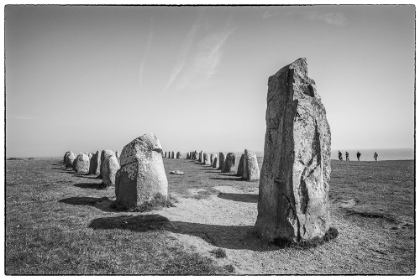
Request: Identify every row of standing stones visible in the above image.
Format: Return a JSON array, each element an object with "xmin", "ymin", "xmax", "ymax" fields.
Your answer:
[
  {"xmin": 183, "ymin": 150, "xmax": 260, "ymax": 182},
  {"xmin": 62, "ymin": 58, "xmax": 332, "ymax": 245}
]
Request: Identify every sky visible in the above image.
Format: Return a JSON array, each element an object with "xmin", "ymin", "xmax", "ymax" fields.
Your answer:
[{"xmin": 5, "ymin": 5, "xmax": 415, "ymax": 157}]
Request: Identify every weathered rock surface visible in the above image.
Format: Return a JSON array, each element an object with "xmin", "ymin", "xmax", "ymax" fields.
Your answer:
[
  {"xmin": 222, "ymin": 153, "xmax": 236, "ymax": 172},
  {"xmin": 237, "ymin": 154, "xmax": 244, "ymax": 176},
  {"xmin": 243, "ymin": 150, "xmax": 259, "ymax": 182},
  {"xmin": 115, "ymin": 133, "xmax": 168, "ymax": 210},
  {"xmin": 218, "ymin": 152, "xmax": 226, "ymax": 170},
  {"xmin": 255, "ymin": 58, "xmax": 332, "ymax": 243},
  {"xmin": 100, "ymin": 150, "xmax": 114, "ymax": 177},
  {"xmin": 102, "ymin": 154, "xmax": 120, "ymax": 187},
  {"xmin": 73, "ymin": 153, "xmax": 90, "ymax": 174},
  {"xmin": 203, "ymin": 153, "xmax": 210, "ymax": 165},
  {"xmin": 65, "ymin": 151, "xmax": 76, "ymax": 168}
]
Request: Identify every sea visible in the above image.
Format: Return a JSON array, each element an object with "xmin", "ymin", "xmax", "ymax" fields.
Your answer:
[{"xmin": 238, "ymin": 148, "xmax": 414, "ymax": 162}]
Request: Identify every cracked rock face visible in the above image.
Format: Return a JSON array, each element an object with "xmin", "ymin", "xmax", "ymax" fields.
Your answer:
[
  {"xmin": 102, "ymin": 154, "xmax": 120, "ymax": 187},
  {"xmin": 222, "ymin": 153, "xmax": 236, "ymax": 173},
  {"xmin": 74, "ymin": 153, "xmax": 90, "ymax": 175},
  {"xmin": 115, "ymin": 133, "xmax": 168, "ymax": 210},
  {"xmin": 255, "ymin": 58, "xmax": 331, "ymax": 243}
]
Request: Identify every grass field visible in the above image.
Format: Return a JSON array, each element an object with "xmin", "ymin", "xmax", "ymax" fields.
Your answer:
[{"xmin": 5, "ymin": 157, "xmax": 415, "ymax": 274}]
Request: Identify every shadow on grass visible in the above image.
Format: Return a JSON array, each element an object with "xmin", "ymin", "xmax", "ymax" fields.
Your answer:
[
  {"xmin": 217, "ymin": 192, "xmax": 258, "ymax": 203},
  {"xmin": 204, "ymin": 171, "xmax": 221, "ymax": 174},
  {"xmin": 210, "ymin": 177, "xmax": 243, "ymax": 181},
  {"xmin": 73, "ymin": 183, "xmax": 104, "ymax": 189},
  {"xmin": 74, "ymin": 175, "xmax": 102, "ymax": 180},
  {"xmin": 59, "ymin": 196, "xmax": 117, "ymax": 212},
  {"xmin": 88, "ymin": 214, "xmax": 277, "ymax": 252}
]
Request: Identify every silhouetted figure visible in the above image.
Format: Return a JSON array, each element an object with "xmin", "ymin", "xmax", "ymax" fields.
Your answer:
[
  {"xmin": 338, "ymin": 151, "xmax": 343, "ymax": 161},
  {"xmin": 374, "ymin": 152, "xmax": 378, "ymax": 162},
  {"xmin": 345, "ymin": 151, "xmax": 349, "ymax": 161},
  {"xmin": 357, "ymin": 151, "xmax": 361, "ymax": 161}
]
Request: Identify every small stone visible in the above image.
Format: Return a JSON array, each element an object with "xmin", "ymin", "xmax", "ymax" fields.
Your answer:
[{"xmin": 170, "ymin": 170, "xmax": 184, "ymax": 175}]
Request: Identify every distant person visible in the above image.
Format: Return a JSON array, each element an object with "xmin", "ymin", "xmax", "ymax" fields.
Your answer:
[
  {"xmin": 357, "ymin": 151, "xmax": 361, "ymax": 161},
  {"xmin": 338, "ymin": 151, "xmax": 343, "ymax": 161},
  {"xmin": 345, "ymin": 151, "xmax": 349, "ymax": 161},
  {"xmin": 374, "ymin": 152, "xmax": 378, "ymax": 162}
]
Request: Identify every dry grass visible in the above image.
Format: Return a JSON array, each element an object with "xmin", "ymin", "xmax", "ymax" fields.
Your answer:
[{"xmin": 5, "ymin": 157, "xmax": 415, "ymax": 275}]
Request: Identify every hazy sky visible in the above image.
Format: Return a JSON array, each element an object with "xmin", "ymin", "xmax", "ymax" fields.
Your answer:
[{"xmin": 5, "ymin": 5, "xmax": 415, "ymax": 157}]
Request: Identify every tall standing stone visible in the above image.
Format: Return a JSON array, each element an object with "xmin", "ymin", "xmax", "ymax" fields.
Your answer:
[
  {"xmin": 93, "ymin": 151, "xmax": 101, "ymax": 175},
  {"xmin": 222, "ymin": 153, "xmax": 236, "ymax": 172},
  {"xmin": 164, "ymin": 152, "xmax": 167, "ymax": 158},
  {"xmin": 243, "ymin": 149, "xmax": 259, "ymax": 182},
  {"xmin": 199, "ymin": 151, "xmax": 203, "ymax": 162},
  {"xmin": 218, "ymin": 152, "xmax": 226, "ymax": 170},
  {"xmin": 171, "ymin": 151, "xmax": 175, "ymax": 159},
  {"xmin": 212, "ymin": 155, "xmax": 218, "ymax": 168},
  {"xmin": 237, "ymin": 154, "xmax": 244, "ymax": 176},
  {"xmin": 255, "ymin": 58, "xmax": 332, "ymax": 243},
  {"xmin": 102, "ymin": 154, "xmax": 120, "ymax": 187},
  {"xmin": 176, "ymin": 152, "xmax": 181, "ymax": 159},
  {"xmin": 115, "ymin": 133, "xmax": 168, "ymax": 210}
]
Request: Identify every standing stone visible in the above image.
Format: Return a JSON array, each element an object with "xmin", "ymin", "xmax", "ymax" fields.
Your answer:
[
  {"xmin": 100, "ymin": 150, "xmax": 115, "ymax": 178},
  {"xmin": 89, "ymin": 152, "xmax": 97, "ymax": 175},
  {"xmin": 93, "ymin": 151, "xmax": 101, "ymax": 175},
  {"xmin": 65, "ymin": 151, "xmax": 76, "ymax": 169},
  {"xmin": 88, "ymin": 153, "xmax": 93, "ymax": 163},
  {"xmin": 63, "ymin": 151, "xmax": 70, "ymax": 165},
  {"xmin": 222, "ymin": 153, "xmax": 236, "ymax": 172},
  {"xmin": 210, "ymin": 153, "xmax": 214, "ymax": 164},
  {"xmin": 203, "ymin": 153, "xmax": 210, "ymax": 165},
  {"xmin": 102, "ymin": 154, "xmax": 120, "ymax": 187},
  {"xmin": 115, "ymin": 133, "xmax": 168, "ymax": 210},
  {"xmin": 212, "ymin": 155, "xmax": 218, "ymax": 168},
  {"xmin": 199, "ymin": 151, "xmax": 203, "ymax": 162},
  {"xmin": 218, "ymin": 152, "xmax": 226, "ymax": 170},
  {"xmin": 237, "ymin": 154, "xmax": 245, "ymax": 176},
  {"xmin": 171, "ymin": 151, "xmax": 175, "ymax": 159},
  {"xmin": 176, "ymin": 152, "xmax": 181, "ymax": 159},
  {"xmin": 164, "ymin": 152, "xmax": 167, "ymax": 158},
  {"xmin": 243, "ymin": 149, "xmax": 259, "ymax": 182},
  {"xmin": 255, "ymin": 58, "xmax": 332, "ymax": 243},
  {"xmin": 73, "ymin": 153, "xmax": 90, "ymax": 174}
]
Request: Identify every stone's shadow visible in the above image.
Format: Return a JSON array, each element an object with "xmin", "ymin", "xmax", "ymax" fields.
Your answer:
[
  {"xmin": 73, "ymin": 183, "xmax": 104, "ymax": 189},
  {"xmin": 210, "ymin": 177, "xmax": 243, "ymax": 181},
  {"xmin": 74, "ymin": 175, "xmax": 102, "ymax": 180},
  {"xmin": 217, "ymin": 192, "xmax": 258, "ymax": 203},
  {"xmin": 204, "ymin": 171, "xmax": 221, "ymax": 174},
  {"xmin": 59, "ymin": 196, "xmax": 117, "ymax": 212},
  {"xmin": 88, "ymin": 214, "xmax": 277, "ymax": 252}
]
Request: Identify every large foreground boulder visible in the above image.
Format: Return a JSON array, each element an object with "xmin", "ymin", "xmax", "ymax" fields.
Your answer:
[
  {"xmin": 115, "ymin": 133, "xmax": 168, "ymax": 210},
  {"xmin": 222, "ymin": 153, "xmax": 236, "ymax": 172},
  {"xmin": 102, "ymin": 154, "xmax": 120, "ymax": 187},
  {"xmin": 74, "ymin": 153, "xmax": 90, "ymax": 175},
  {"xmin": 255, "ymin": 58, "xmax": 332, "ymax": 243},
  {"xmin": 243, "ymin": 149, "xmax": 259, "ymax": 181}
]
